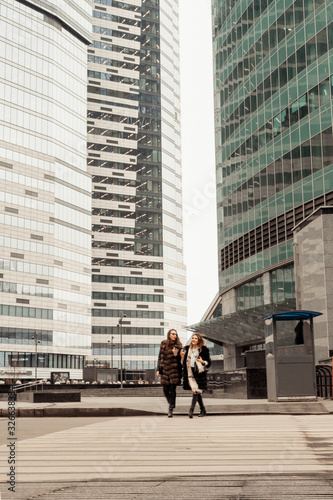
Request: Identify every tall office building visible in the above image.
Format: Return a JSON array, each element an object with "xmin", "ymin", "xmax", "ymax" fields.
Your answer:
[
  {"xmin": 192, "ymin": 0, "xmax": 333, "ymax": 369},
  {"xmin": 88, "ymin": 0, "xmax": 187, "ymax": 378},
  {"xmin": 0, "ymin": 0, "xmax": 92, "ymax": 381}
]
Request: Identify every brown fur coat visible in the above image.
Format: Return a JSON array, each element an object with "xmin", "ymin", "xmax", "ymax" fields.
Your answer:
[{"xmin": 157, "ymin": 340, "xmax": 182, "ymax": 386}]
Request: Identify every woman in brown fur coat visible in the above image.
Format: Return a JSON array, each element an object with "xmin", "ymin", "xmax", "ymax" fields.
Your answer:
[{"xmin": 156, "ymin": 329, "xmax": 182, "ymax": 418}]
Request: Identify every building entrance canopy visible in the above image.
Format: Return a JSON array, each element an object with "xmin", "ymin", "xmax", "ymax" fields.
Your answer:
[
  {"xmin": 188, "ymin": 300, "xmax": 296, "ymax": 346},
  {"xmin": 263, "ymin": 310, "xmax": 322, "ymax": 321}
]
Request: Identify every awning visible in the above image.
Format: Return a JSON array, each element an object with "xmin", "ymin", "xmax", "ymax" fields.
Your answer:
[
  {"xmin": 264, "ymin": 310, "xmax": 322, "ymax": 321},
  {"xmin": 188, "ymin": 300, "xmax": 297, "ymax": 346}
]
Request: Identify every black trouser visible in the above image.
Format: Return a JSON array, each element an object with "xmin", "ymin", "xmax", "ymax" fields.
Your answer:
[{"xmin": 163, "ymin": 384, "xmax": 177, "ymax": 408}]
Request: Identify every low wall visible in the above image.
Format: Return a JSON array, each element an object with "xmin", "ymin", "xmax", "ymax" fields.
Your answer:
[{"xmin": 16, "ymin": 391, "xmax": 81, "ymax": 403}]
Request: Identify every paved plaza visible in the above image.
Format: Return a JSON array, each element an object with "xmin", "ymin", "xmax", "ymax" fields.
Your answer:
[
  {"xmin": 1, "ymin": 397, "xmax": 333, "ymax": 499},
  {"xmin": 0, "ymin": 407, "xmax": 332, "ymax": 497}
]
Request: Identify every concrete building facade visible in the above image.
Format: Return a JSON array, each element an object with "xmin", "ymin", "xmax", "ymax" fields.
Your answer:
[{"xmin": 293, "ymin": 206, "xmax": 333, "ymax": 363}]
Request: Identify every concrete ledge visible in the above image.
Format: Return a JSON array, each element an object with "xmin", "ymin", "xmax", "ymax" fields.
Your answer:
[
  {"xmin": 0, "ymin": 401, "xmax": 331, "ymax": 418},
  {"xmin": 16, "ymin": 391, "xmax": 81, "ymax": 403},
  {"xmin": 6, "ymin": 407, "xmax": 165, "ymax": 418}
]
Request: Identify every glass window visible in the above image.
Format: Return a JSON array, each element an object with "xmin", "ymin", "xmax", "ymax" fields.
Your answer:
[
  {"xmin": 308, "ymin": 85, "xmax": 319, "ymax": 112},
  {"xmin": 254, "ymin": 0, "xmax": 261, "ymax": 18},
  {"xmin": 301, "ymin": 140, "xmax": 312, "ymax": 177},
  {"xmin": 260, "ymin": 0, "xmax": 268, "ymax": 13},
  {"xmin": 296, "ymin": 45, "xmax": 306, "ymax": 74},
  {"xmin": 319, "ymin": 78, "xmax": 330, "ymax": 105},
  {"xmin": 277, "ymin": 13, "xmax": 286, "ymax": 43},
  {"xmin": 290, "ymin": 100, "xmax": 299, "ymax": 125},
  {"xmin": 255, "ymin": 40, "xmax": 262, "ymax": 65},
  {"xmin": 262, "ymin": 31, "xmax": 269, "ymax": 57},
  {"xmin": 294, "ymin": 0, "xmax": 304, "ymax": 24},
  {"xmin": 304, "ymin": 0, "xmax": 314, "ymax": 17},
  {"xmin": 273, "ymin": 114, "xmax": 281, "ymax": 137},
  {"xmin": 275, "ymin": 159, "xmax": 283, "ymax": 193},
  {"xmin": 322, "ymin": 127, "xmax": 333, "ymax": 167},
  {"xmin": 257, "ymin": 82, "xmax": 264, "ymax": 107},
  {"xmin": 306, "ymin": 37, "xmax": 317, "ymax": 65},
  {"xmin": 287, "ymin": 53, "xmax": 297, "ymax": 81},
  {"xmin": 317, "ymin": 28, "xmax": 328, "ymax": 58},
  {"xmin": 267, "ymin": 165, "xmax": 275, "ymax": 198},
  {"xmin": 279, "ymin": 63, "xmax": 287, "ymax": 88},
  {"xmin": 299, "ymin": 94, "xmax": 308, "ymax": 119},
  {"xmin": 269, "ymin": 24, "xmax": 277, "ymax": 50},
  {"xmin": 311, "ymin": 134, "xmax": 323, "ymax": 173},
  {"xmin": 285, "ymin": 5, "xmax": 295, "ymax": 32},
  {"xmin": 271, "ymin": 68, "xmax": 279, "ymax": 94},
  {"xmin": 281, "ymin": 108, "xmax": 289, "ymax": 132},
  {"xmin": 264, "ymin": 75, "xmax": 271, "ymax": 101},
  {"xmin": 292, "ymin": 146, "xmax": 302, "ymax": 182},
  {"xmin": 328, "ymin": 23, "xmax": 333, "ymax": 50}
]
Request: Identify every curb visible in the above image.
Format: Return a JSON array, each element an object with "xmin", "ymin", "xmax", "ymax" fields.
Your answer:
[
  {"xmin": 0, "ymin": 407, "xmax": 331, "ymax": 417},
  {"xmin": 1, "ymin": 407, "xmax": 166, "ymax": 417}
]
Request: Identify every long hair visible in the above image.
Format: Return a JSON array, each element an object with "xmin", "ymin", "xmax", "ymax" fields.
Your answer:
[
  {"xmin": 165, "ymin": 328, "xmax": 182, "ymax": 350},
  {"xmin": 190, "ymin": 332, "xmax": 205, "ymax": 350}
]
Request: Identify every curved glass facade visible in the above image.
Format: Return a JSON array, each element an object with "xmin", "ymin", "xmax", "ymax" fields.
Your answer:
[
  {"xmin": 0, "ymin": 0, "xmax": 92, "ymax": 380},
  {"xmin": 213, "ymin": 0, "xmax": 333, "ymax": 294}
]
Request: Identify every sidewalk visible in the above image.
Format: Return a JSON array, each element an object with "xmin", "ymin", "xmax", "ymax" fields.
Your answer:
[
  {"xmin": 1, "ymin": 394, "xmax": 332, "ymax": 417},
  {"xmin": 1, "ymin": 397, "xmax": 333, "ymax": 499}
]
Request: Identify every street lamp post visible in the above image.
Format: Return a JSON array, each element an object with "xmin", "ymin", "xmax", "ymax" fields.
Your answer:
[
  {"xmin": 108, "ymin": 335, "xmax": 114, "ymax": 383},
  {"xmin": 93, "ymin": 358, "xmax": 100, "ymax": 382},
  {"xmin": 32, "ymin": 332, "xmax": 41, "ymax": 382},
  {"xmin": 118, "ymin": 314, "xmax": 126, "ymax": 389}
]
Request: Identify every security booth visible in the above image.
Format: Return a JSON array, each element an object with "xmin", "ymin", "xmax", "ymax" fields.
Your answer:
[{"xmin": 264, "ymin": 310, "xmax": 322, "ymax": 401}]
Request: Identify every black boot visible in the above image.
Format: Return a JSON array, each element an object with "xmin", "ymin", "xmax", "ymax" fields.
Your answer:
[
  {"xmin": 168, "ymin": 404, "xmax": 173, "ymax": 418},
  {"xmin": 189, "ymin": 394, "xmax": 198, "ymax": 418},
  {"xmin": 198, "ymin": 394, "xmax": 206, "ymax": 417},
  {"xmin": 170, "ymin": 385, "xmax": 176, "ymax": 409}
]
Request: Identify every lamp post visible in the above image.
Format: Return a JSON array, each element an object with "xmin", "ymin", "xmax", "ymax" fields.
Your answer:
[
  {"xmin": 93, "ymin": 358, "xmax": 100, "ymax": 382},
  {"xmin": 108, "ymin": 335, "xmax": 114, "ymax": 383},
  {"xmin": 118, "ymin": 313, "xmax": 126, "ymax": 389},
  {"xmin": 32, "ymin": 332, "xmax": 41, "ymax": 382}
]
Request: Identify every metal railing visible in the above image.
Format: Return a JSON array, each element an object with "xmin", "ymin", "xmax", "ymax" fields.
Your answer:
[
  {"xmin": 316, "ymin": 365, "xmax": 332, "ymax": 399},
  {"xmin": 12, "ymin": 380, "xmax": 44, "ymax": 393}
]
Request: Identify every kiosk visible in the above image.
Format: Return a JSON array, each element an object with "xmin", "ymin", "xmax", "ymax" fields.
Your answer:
[{"xmin": 264, "ymin": 310, "xmax": 322, "ymax": 401}]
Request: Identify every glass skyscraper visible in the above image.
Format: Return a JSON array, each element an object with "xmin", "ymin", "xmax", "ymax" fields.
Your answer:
[
  {"xmin": 193, "ymin": 0, "xmax": 333, "ymax": 369},
  {"xmin": 0, "ymin": 0, "xmax": 92, "ymax": 381},
  {"xmin": 88, "ymin": 0, "xmax": 187, "ymax": 377}
]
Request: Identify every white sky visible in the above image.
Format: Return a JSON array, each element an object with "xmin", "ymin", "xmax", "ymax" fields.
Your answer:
[{"xmin": 178, "ymin": 1, "xmax": 218, "ymax": 326}]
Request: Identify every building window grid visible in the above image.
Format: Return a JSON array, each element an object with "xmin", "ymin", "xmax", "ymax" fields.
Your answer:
[
  {"xmin": 222, "ymin": 125, "xmax": 333, "ymax": 226},
  {"xmin": 214, "ymin": 0, "xmax": 274, "ymax": 44},
  {"xmin": 89, "ymin": 0, "xmax": 184, "ymax": 373},
  {"xmin": 92, "ymin": 291, "xmax": 164, "ymax": 302},
  {"xmin": 92, "ymin": 343, "xmax": 160, "ymax": 356},
  {"xmin": 216, "ymin": 0, "xmax": 326, "ymax": 108},
  {"xmin": 92, "ymin": 326, "xmax": 163, "ymax": 335},
  {"xmin": 0, "ymin": 352, "xmax": 84, "ymax": 370},
  {"xmin": 221, "ymin": 190, "xmax": 333, "ymax": 272},
  {"xmin": 222, "ymin": 74, "xmax": 333, "ymax": 199},
  {"xmin": 236, "ymin": 276, "xmax": 264, "ymax": 311},
  {"xmin": 236, "ymin": 264, "xmax": 294, "ymax": 311},
  {"xmin": 0, "ymin": 328, "xmax": 53, "ymax": 345},
  {"xmin": 271, "ymin": 265, "xmax": 295, "ymax": 303},
  {"xmin": 219, "ymin": 17, "xmax": 333, "ymax": 156}
]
